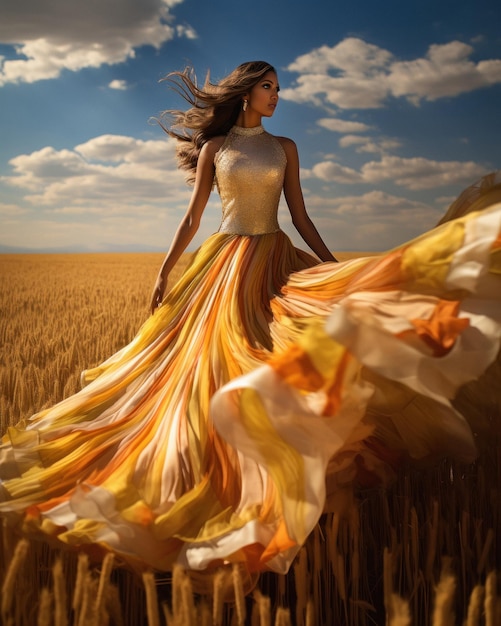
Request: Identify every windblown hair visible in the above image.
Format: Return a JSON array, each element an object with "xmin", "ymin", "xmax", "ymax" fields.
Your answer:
[{"xmin": 158, "ymin": 61, "xmax": 276, "ymax": 184}]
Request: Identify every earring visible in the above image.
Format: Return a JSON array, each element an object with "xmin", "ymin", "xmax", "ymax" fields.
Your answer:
[{"xmin": 242, "ymin": 100, "xmax": 248, "ymax": 112}]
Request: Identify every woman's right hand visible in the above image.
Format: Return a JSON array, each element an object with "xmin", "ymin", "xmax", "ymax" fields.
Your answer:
[{"xmin": 150, "ymin": 275, "xmax": 167, "ymax": 315}]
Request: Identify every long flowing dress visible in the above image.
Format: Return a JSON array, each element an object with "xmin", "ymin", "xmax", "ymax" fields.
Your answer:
[{"xmin": 1, "ymin": 125, "xmax": 500, "ymax": 578}]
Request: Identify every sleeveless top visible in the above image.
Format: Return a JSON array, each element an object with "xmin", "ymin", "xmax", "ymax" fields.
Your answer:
[{"xmin": 214, "ymin": 125, "xmax": 287, "ymax": 235}]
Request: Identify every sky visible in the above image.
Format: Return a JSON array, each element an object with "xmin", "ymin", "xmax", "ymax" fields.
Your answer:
[{"xmin": 0, "ymin": 0, "xmax": 500, "ymax": 254}]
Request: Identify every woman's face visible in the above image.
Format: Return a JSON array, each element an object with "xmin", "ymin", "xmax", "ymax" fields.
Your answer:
[{"xmin": 247, "ymin": 71, "xmax": 280, "ymax": 117}]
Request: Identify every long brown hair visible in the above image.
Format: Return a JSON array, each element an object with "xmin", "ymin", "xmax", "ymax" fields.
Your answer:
[{"xmin": 158, "ymin": 61, "xmax": 276, "ymax": 184}]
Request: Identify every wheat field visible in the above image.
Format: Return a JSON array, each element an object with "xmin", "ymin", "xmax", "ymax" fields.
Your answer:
[{"xmin": 0, "ymin": 253, "xmax": 500, "ymax": 626}]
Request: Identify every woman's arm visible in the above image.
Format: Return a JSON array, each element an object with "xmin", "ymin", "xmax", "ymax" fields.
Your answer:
[
  {"xmin": 279, "ymin": 137, "xmax": 338, "ymax": 262},
  {"xmin": 150, "ymin": 139, "xmax": 222, "ymax": 313}
]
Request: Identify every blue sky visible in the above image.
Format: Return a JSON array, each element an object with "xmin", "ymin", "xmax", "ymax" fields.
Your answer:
[{"xmin": 0, "ymin": 0, "xmax": 500, "ymax": 253}]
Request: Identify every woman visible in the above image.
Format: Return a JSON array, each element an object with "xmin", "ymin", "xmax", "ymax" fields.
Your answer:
[{"xmin": 0, "ymin": 61, "xmax": 500, "ymax": 579}]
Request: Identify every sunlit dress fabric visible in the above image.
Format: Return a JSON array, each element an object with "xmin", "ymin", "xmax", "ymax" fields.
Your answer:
[{"xmin": 1, "ymin": 125, "xmax": 500, "ymax": 577}]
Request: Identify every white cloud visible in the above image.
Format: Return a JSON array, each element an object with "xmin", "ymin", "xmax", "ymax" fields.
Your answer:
[
  {"xmin": 109, "ymin": 79, "xmax": 128, "ymax": 90},
  {"xmin": 3, "ymin": 134, "xmax": 188, "ymax": 207},
  {"xmin": 338, "ymin": 135, "xmax": 401, "ymax": 154},
  {"xmin": 288, "ymin": 39, "xmax": 393, "ymax": 75},
  {"xmin": 338, "ymin": 135, "xmax": 368, "ymax": 148},
  {"xmin": 360, "ymin": 155, "xmax": 486, "ymax": 189},
  {"xmin": 282, "ymin": 37, "xmax": 501, "ymax": 109},
  {"xmin": 0, "ymin": 0, "xmax": 195, "ymax": 86},
  {"xmin": 176, "ymin": 24, "xmax": 197, "ymax": 39},
  {"xmin": 317, "ymin": 118, "xmax": 372, "ymax": 134},
  {"xmin": 305, "ymin": 154, "xmax": 486, "ymax": 189},
  {"xmin": 358, "ymin": 139, "xmax": 402, "ymax": 154},
  {"xmin": 306, "ymin": 189, "xmax": 435, "ymax": 218},
  {"xmin": 388, "ymin": 41, "xmax": 501, "ymax": 103},
  {"xmin": 281, "ymin": 71, "xmax": 389, "ymax": 109},
  {"xmin": 304, "ymin": 161, "xmax": 362, "ymax": 184},
  {"xmin": 75, "ymin": 135, "xmax": 171, "ymax": 164}
]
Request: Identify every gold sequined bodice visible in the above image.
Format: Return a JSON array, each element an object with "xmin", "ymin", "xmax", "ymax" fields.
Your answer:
[{"xmin": 215, "ymin": 125, "xmax": 286, "ymax": 235}]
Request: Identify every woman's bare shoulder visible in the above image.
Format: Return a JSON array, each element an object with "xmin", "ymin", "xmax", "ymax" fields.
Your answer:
[
  {"xmin": 273, "ymin": 135, "xmax": 298, "ymax": 161},
  {"xmin": 274, "ymin": 135, "xmax": 297, "ymax": 152},
  {"xmin": 204, "ymin": 135, "xmax": 227, "ymax": 154}
]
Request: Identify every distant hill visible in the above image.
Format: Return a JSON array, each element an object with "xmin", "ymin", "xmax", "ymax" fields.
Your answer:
[{"xmin": 0, "ymin": 243, "xmax": 166, "ymax": 254}]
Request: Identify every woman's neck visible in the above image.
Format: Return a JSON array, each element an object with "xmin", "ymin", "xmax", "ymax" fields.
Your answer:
[{"xmin": 235, "ymin": 111, "xmax": 263, "ymax": 128}]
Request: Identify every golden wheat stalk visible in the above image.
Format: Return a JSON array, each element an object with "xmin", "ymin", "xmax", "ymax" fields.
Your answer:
[
  {"xmin": 231, "ymin": 564, "xmax": 246, "ymax": 626},
  {"xmin": 142, "ymin": 571, "xmax": 161, "ymax": 626},
  {"xmin": 181, "ymin": 570, "xmax": 196, "ymax": 626},
  {"xmin": 253, "ymin": 588, "xmax": 271, "ymax": 626},
  {"xmin": 37, "ymin": 588, "xmax": 53, "ymax": 626},
  {"xmin": 72, "ymin": 553, "xmax": 89, "ymax": 621},
  {"xmin": 465, "ymin": 584, "xmax": 484, "ymax": 626},
  {"xmin": 76, "ymin": 572, "xmax": 98, "ymax": 626},
  {"xmin": 94, "ymin": 552, "xmax": 114, "ymax": 622},
  {"xmin": 388, "ymin": 594, "xmax": 411, "ymax": 626},
  {"xmin": 484, "ymin": 571, "xmax": 497, "ymax": 626},
  {"xmin": 274, "ymin": 606, "xmax": 292, "ymax": 626},
  {"xmin": 431, "ymin": 561, "xmax": 456, "ymax": 626},
  {"xmin": 212, "ymin": 568, "xmax": 226, "ymax": 626},
  {"xmin": 1, "ymin": 538, "xmax": 29, "ymax": 621},
  {"xmin": 53, "ymin": 558, "xmax": 69, "ymax": 626}
]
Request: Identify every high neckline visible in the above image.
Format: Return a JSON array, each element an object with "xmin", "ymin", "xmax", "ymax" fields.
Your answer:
[{"xmin": 230, "ymin": 125, "xmax": 265, "ymax": 136}]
